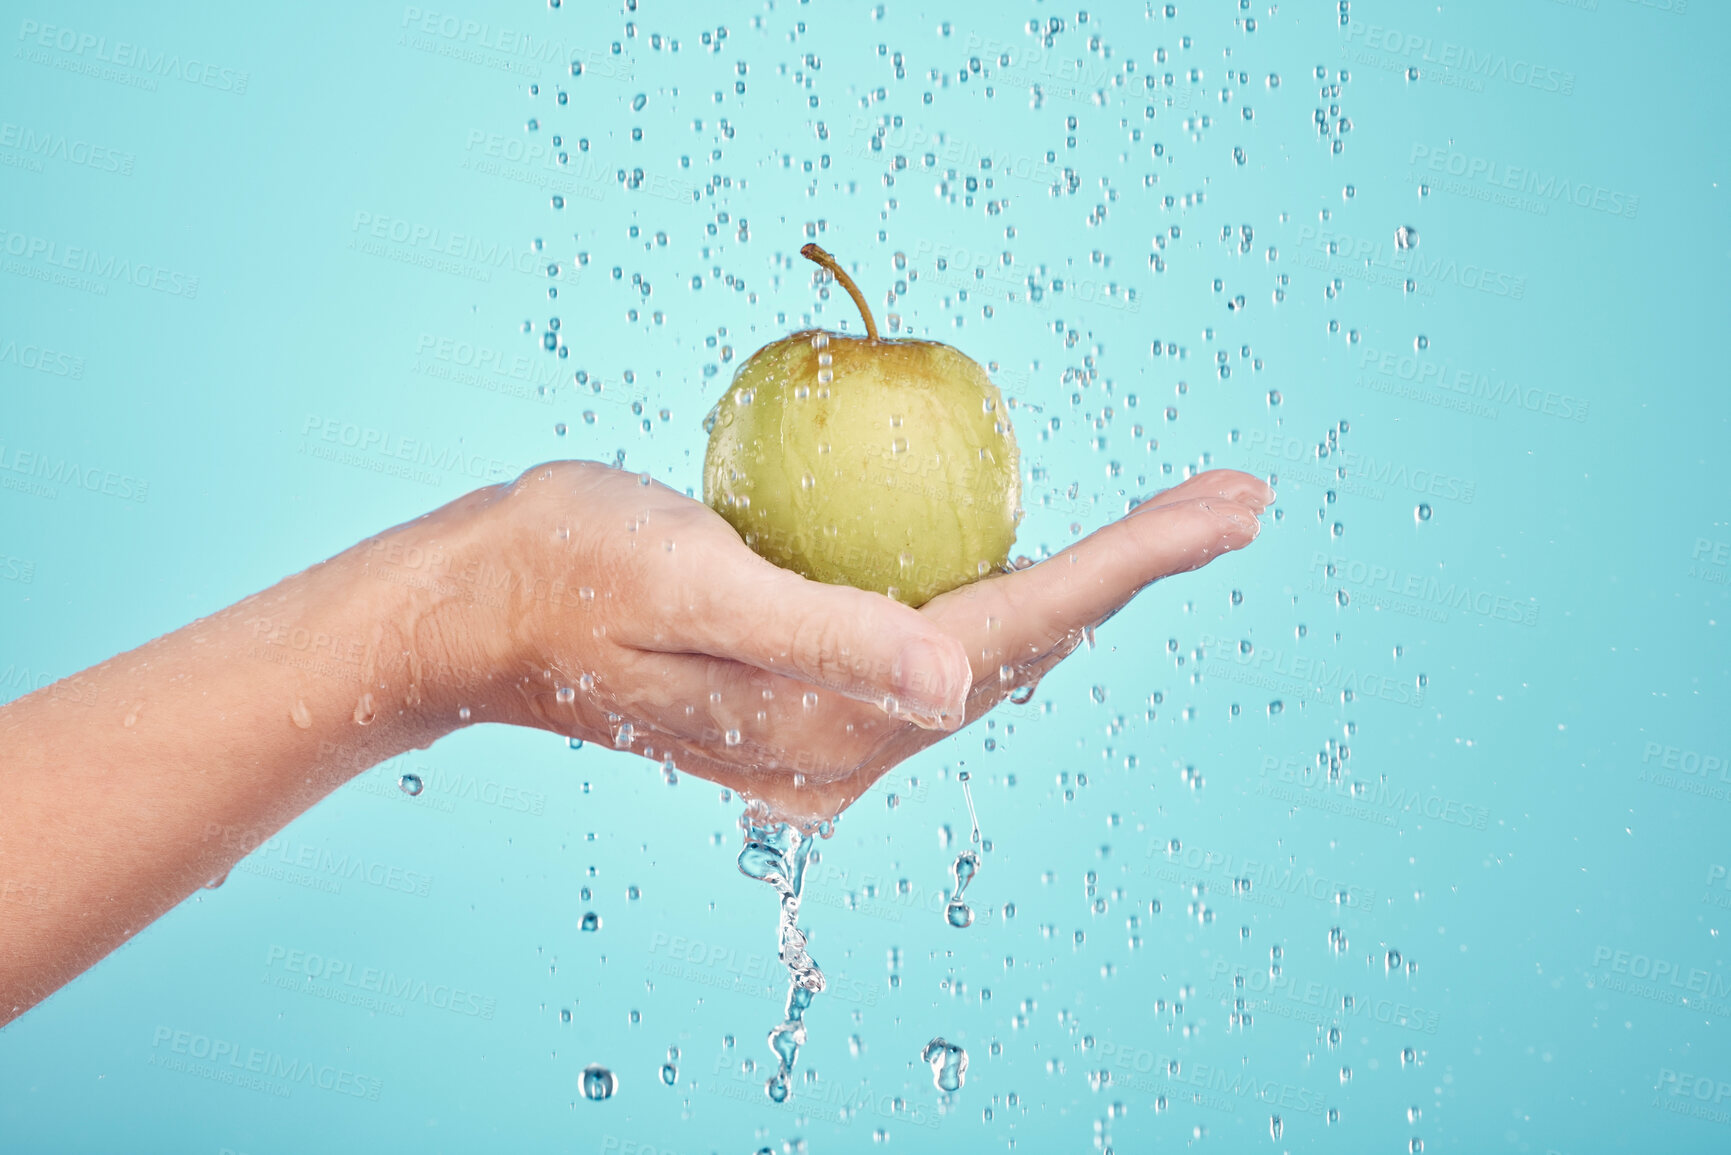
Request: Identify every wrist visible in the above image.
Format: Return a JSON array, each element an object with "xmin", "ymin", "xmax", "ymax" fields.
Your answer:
[{"xmin": 340, "ymin": 500, "xmax": 518, "ymax": 732}]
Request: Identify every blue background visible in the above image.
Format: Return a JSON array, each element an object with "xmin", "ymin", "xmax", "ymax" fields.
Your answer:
[{"xmin": 2, "ymin": 0, "xmax": 1727, "ymax": 1151}]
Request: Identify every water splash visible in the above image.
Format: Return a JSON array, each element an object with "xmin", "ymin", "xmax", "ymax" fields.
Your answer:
[
  {"xmin": 921, "ymin": 1037, "xmax": 969, "ymax": 1092},
  {"xmin": 738, "ymin": 805, "xmax": 825, "ymax": 1102}
]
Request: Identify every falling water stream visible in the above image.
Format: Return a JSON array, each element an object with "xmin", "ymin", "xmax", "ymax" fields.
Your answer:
[
  {"xmin": 733, "ymin": 766, "xmax": 985, "ymax": 1105},
  {"xmin": 737, "ymin": 807, "xmax": 826, "ymax": 1103}
]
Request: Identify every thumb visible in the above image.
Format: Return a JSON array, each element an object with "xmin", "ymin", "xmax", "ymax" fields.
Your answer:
[{"xmin": 641, "ymin": 548, "xmax": 974, "ymax": 729}]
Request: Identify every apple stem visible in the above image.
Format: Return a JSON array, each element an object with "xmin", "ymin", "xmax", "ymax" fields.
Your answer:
[{"xmin": 801, "ymin": 243, "xmax": 879, "ymax": 342}]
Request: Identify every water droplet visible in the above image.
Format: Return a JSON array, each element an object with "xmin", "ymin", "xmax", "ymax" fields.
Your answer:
[
  {"xmin": 1415, "ymin": 503, "xmax": 1432, "ymax": 522},
  {"xmin": 724, "ymin": 728, "xmax": 742, "ymax": 747},
  {"xmin": 946, "ymin": 901, "xmax": 975, "ymax": 928},
  {"xmin": 580, "ymin": 1064, "xmax": 617, "ymax": 1100},
  {"xmin": 581, "ymin": 911, "xmax": 602, "ymax": 932},
  {"xmin": 1268, "ymin": 700, "xmax": 1284, "ymax": 716},
  {"xmin": 398, "ymin": 773, "xmax": 424, "ymax": 797},
  {"xmin": 1270, "ymin": 1115, "xmax": 1283, "ymax": 1141},
  {"xmin": 353, "ymin": 693, "xmax": 377, "ymax": 725},
  {"xmin": 660, "ymin": 1062, "xmax": 677, "ymax": 1085},
  {"xmin": 289, "ymin": 699, "xmax": 313, "ymax": 729},
  {"xmin": 1395, "ymin": 225, "xmax": 1419, "ymax": 249},
  {"xmin": 920, "ymin": 1037, "xmax": 969, "ymax": 1092},
  {"xmin": 1414, "ymin": 334, "xmax": 1429, "ymax": 351}
]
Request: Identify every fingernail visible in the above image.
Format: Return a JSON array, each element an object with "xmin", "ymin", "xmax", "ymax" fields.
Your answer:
[{"xmin": 893, "ymin": 638, "xmax": 972, "ymax": 730}]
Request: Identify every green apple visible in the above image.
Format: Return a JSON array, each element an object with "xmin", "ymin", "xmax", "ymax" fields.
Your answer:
[{"xmin": 703, "ymin": 243, "xmax": 1021, "ymax": 608}]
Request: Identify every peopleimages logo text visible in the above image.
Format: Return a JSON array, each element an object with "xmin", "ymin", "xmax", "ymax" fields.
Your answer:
[
  {"xmin": 1194, "ymin": 631, "xmax": 1423, "ymax": 709},
  {"xmin": 0, "ymin": 442, "xmax": 148, "ymax": 501},
  {"xmin": 1310, "ymin": 551, "xmax": 1541, "ymax": 628},
  {"xmin": 398, "ymin": 6, "xmax": 631, "ymax": 82},
  {"xmin": 0, "ymin": 121, "xmax": 134, "ymax": 176},
  {"xmin": 148, "ymin": 1026, "xmax": 381, "ymax": 1100},
  {"xmin": 1293, "ymin": 225, "xmax": 1527, "ymax": 301},
  {"xmin": 263, "ymin": 945, "xmax": 496, "ymax": 1019},
  {"xmin": 16, "ymin": 18, "xmax": 250, "ymax": 93},
  {"xmin": 1410, "ymin": 144, "xmax": 1639, "ymax": 219},
  {"xmin": 1342, "ymin": 21, "xmax": 1574, "ymax": 95},
  {"xmin": 0, "ymin": 227, "xmax": 199, "ymax": 298},
  {"xmin": 1356, "ymin": 344, "xmax": 1589, "ymax": 423}
]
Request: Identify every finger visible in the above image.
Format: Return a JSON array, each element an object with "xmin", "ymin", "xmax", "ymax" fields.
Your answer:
[
  {"xmin": 1132, "ymin": 468, "xmax": 1275, "ymax": 516},
  {"xmin": 631, "ymin": 531, "xmax": 974, "ymax": 730},
  {"xmin": 930, "ymin": 495, "xmax": 1264, "ymax": 674}
]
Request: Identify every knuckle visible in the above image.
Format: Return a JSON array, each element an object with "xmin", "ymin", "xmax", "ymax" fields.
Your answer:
[{"xmin": 788, "ymin": 612, "xmax": 850, "ymax": 685}]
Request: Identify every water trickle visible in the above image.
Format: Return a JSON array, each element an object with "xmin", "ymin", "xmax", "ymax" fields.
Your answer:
[
  {"xmin": 945, "ymin": 772, "xmax": 984, "ymax": 928},
  {"xmin": 921, "ymin": 1037, "xmax": 969, "ymax": 1092},
  {"xmin": 945, "ymin": 847, "xmax": 979, "ymax": 927},
  {"xmin": 737, "ymin": 807, "xmax": 825, "ymax": 1102}
]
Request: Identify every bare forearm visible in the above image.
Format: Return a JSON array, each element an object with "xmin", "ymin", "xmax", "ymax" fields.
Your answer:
[
  {"xmin": 0, "ymin": 464, "xmax": 1271, "ymax": 1027},
  {"xmin": 0, "ymin": 520, "xmax": 487, "ymax": 1023}
]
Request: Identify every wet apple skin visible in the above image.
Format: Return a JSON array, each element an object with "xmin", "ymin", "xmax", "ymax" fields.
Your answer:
[{"xmin": 703, "ymin": 329, "xmax": 1022, "ymax": 608}]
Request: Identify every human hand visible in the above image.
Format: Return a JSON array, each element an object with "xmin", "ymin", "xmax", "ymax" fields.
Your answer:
[{"xmin": 380, "ymin": 462, "xmax": 1272, "ymax": 826}]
